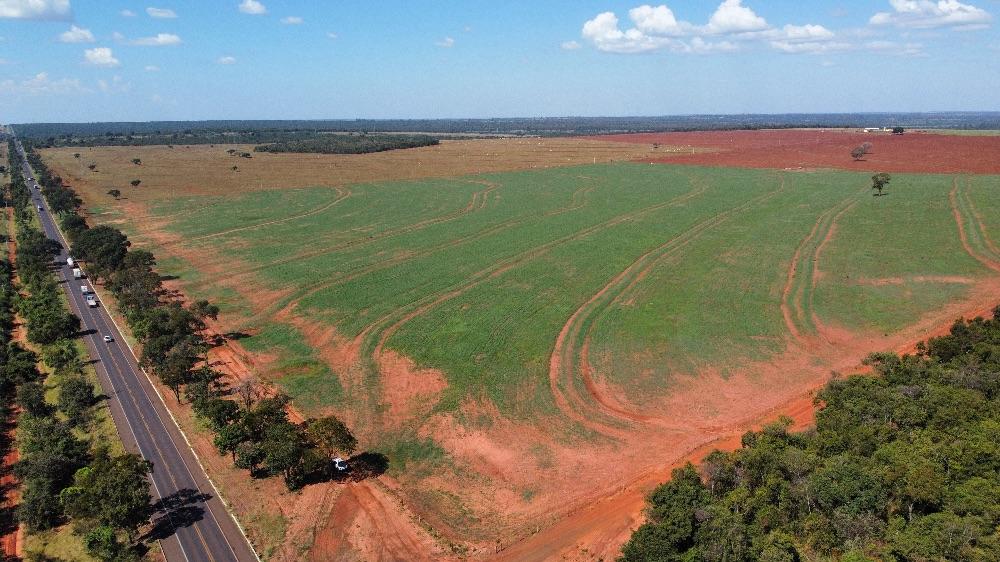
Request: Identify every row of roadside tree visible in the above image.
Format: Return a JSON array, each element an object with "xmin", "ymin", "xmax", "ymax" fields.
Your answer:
[
  {"xmin": 22, "ymin": 141, "xmax": 358, "ymax": 491},
  {"xmin": 5, "ymin": 140, "xmax": 153, "ymax": 561}
]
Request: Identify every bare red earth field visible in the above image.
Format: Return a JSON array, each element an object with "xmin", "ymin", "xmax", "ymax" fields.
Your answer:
[{"xmin": 592, "ymin": 129, "xmax": 1000, "ymax": 174}]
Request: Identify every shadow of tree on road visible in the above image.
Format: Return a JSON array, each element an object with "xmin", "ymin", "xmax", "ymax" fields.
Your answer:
[{"xmin": 142, "ymin": 488, "xmax": 212, "ymax": 542}]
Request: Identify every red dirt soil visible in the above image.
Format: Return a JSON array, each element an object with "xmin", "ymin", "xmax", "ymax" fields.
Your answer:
[{"xmin": 590, "ymin": 129, "xmax": 1000, "ymax": 174}]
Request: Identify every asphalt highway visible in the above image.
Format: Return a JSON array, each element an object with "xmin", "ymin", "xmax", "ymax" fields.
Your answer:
[{"xmin": 14, "ymin": 138, "xmax": 258, "ymax": 562}]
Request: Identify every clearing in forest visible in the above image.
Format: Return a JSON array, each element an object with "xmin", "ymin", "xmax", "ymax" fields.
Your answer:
[{"xmin": 40, "ymin": 139, "xmax": 1000, "ymax": 559}]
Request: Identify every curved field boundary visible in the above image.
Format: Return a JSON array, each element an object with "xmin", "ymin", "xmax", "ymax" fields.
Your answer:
[
  {"xmin": 161, "ymin": 185, "xmax": 352, "ymax": 247},
  {"xmin": 188, "ymin": 179, "xmax": 502, "ymax": 289},
  {"xmin": 550, "ymin": 180, "xmax": 789, "ymax": 434},
  {"xmin": 950, "ymin": 177, "xmax": 1000, "ymax": 273},
  {"xmin": 779, "ymin": 197, "xmax": 858, "ymax": 345}
]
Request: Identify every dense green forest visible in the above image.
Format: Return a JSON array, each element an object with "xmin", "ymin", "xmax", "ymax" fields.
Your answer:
[
  {"xmin": 252, "ymin": 134, "xmax": 439, "ymax": 154},
  {"xmin": 12, "ymin": 112, "xmax": 1000, "ymax": 144},
  {"xmin": 621, "ymin": 311, "xmax": 1000, "ymax": 562}
]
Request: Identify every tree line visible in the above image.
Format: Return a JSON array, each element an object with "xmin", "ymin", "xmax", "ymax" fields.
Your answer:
[
  {"xmin": 24, "ymin": 142, "xmax": 358, "ymax": 492},
  {"xmin": 620, "ymin": 309, "xmax": 1000, "ymax": 561},
  {"xmin": 4, "ymin": 142, "xmax": 152, "ymax": 561},
  {"xmin": 13, "ymin": 114, "xmax": 1000, "ymax": 143},
  {"xmin": 252, "ymin": 133, "xmax": 440, "ymax": 155}
]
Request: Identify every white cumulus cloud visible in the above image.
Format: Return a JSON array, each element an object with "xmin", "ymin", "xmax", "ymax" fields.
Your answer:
[
  {"xmin": 870, "ymin": 0, "xmax": 992, "ymax": 29},
  {"xmin": 705, "ymin": 0, "xmax": 769, "ymax": 34},
  {"xmin": 131, "ymin": 33, "xmax": 181, "ymax": 46},
  {"xmin": 238, "ymin": 0, "xmax": 266, "ymax": 15},
  {"xmin": 435, "ymin": 36, "xmax": 455, "ymax": 47},
  {"xmin": 217, "ymin": 55, "xmax": 236, "ymax": 64},
  {"xmin": 84, "ymin": 47, "xmax": 120, "ymax": 67},
  {"xmin": 146, "ymin": 6, "xmax": 177, "ymax": 19},
  {"xmin": 0, "ymin": 0, "xmax": 70, "ymax": 20},
  {"xmin": 59, "ymin": 25, "xmax": 94, "ymax": 43},
  {"xmin": 280, "ymin": 16, "xmax": 302, "ymax": 24},
  {"xmin": 580, "ymin": 2, "xmax": 848, "ymax": 56},
  {"xmin": 628, "ymin": 4, "xmax": 689, "ymax": 36},
  {"xmin": 582, "ymin": 11, "xmax": 672, "ymax": 53}
]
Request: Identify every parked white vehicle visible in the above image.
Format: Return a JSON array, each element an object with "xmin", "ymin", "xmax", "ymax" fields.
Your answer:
[
  {"xmin": 72, "ymin": 268, "xmax": 83, "ymax": 279},
  {"xmin": 87, "ymin": 297, "xmax": 98, "ymax": 308},
  {"xmin": 80, "ymin": 285, "xmax": 90, "ymax": 294}
]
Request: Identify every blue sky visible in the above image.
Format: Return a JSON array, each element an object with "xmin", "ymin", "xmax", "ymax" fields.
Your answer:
[{"xmin": 0, "ymin": 0, "xmax": 998, "ymax": 122}]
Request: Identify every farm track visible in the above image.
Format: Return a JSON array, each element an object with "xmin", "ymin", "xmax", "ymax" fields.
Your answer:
[
  {"xmin": 780, "ymin": 196, "xmax": 858, "ymax": 345},
  {"xmin": 162, "ymin": 185, "xmax": 352, "ymax": 247},
  {"xmin": 352, "ymin": 182, "xmax": 713, "ymax": 425},
  {"xmin": 551, "ymin": 179, "xmax": 789, "ymax": 434},
  {"xmin": 254, "ymin": 174, "xmax": 601, "ymax": 325},
  {"xmin": 951, "ymin": 177, "xmax": 1000, "ymax": 272},
  {"xmin": 188, "ymin": 179, "xmax": 502, "ymax": 289}
]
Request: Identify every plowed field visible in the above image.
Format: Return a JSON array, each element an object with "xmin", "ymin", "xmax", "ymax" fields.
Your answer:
[{"xmin": 40, "ymin": 135, "xmax": 1000, "ymax": 560}]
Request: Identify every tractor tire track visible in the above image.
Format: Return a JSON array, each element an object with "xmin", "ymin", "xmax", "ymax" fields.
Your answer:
[
  {"xmin": 362, "ymin": 182, "xmax": 709, "ymax": 354},
  {"xmin": 189, "ymin": 179, "xmax": 501, "ymax": 289},
  {"xmin": 951, "ymin": 177, "xmax": 1000, "ymax": 273},
  {"xmin": 254, "ymin": 175, "xmax": 603, "ymax": 324},
  {"xmin": 163, "ymin": 185, "xmax": 352, "ymax": 247},
  {"xmin": 551, "ymin": 180, "xmax": 789, "ymax": 433},
  {"xmin": 779, "ymin": 197, "xmax": 858, "ymax": 345},
  {"xmin": 353, "ymin": 182, "xmax": 711, "ymax": 434}
]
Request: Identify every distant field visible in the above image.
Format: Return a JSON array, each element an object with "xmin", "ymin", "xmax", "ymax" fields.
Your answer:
[
  {"xmin": 594, "ymin": 128, "xmax": 1000, "ymax": 174},
  {"xmin": 40, "ymin": 138, "xmax": 1000, "ymax": 555}
]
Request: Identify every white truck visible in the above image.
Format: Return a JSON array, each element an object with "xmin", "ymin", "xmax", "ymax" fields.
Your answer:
[
  {"xmin": 86, "ymin": 296, "xmax": 98, "ymax": 308},
  {"xmin": 80, "ymin": 285, "xmax": 90, "ymax": 295},
  {"xmin": 72, "ymin": 268, "xmax": 83, "ymax": 279},
  {"xmin": 66, "ymin": 257, "xmax": 75, "ymax": 267}
]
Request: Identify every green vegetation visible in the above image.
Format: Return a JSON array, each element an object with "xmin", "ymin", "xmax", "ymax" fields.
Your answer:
[
  {"xmin": 23, "ymin": 142, "xmax": 359, "ymax": 493},
  {"xmin": 3, "ymin": 142, "xmax": 150, "ymax": 561},
  {"xmin": 253, "ymin": 133, "xmax": 439, "ymax": 154},
  {"xmin": 132, "ymin": 165, "xmax": 995, "ymax": 427},
  {"xmin": 620, "ymin": 310, "xmax": 1000, "ymax": 561}
]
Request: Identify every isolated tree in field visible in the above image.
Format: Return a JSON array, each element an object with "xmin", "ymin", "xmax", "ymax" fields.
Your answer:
[
  {"xmin": 872, "ymin": 172, "xmax": 891, "ymax": 196},
  {"xmin": 851, "ymin": 146, "xmax": 866, "ymax": 161},
  {"xmin": 232, "ymin": 165, "xmax": 239, "ymax": 172},
  {"xmin": 226, "ymin": 149, "xmax": 237, "ymax": 155},
  {"xmin": 131, "ymin": 158, "xmax": 141, "ymax": 165},
  {"xmin": 130, "ymin": 179, "xmax": 141, "ymax": 188},
  {"xmin": 862, "ymin": 141, "xmax": 873, "ymax": 154},
  {"xmin": 74, "ymin": 153, "xmax": 81, "ymax": 159},
  {"xmin": 107, "ymin": 189, "xmax": 122, "ymax": 200},
  {"xmin": 893, "ymin": 127, "xmax": 905, "ymax": 135},
  {"xmin": 87, "ymin": 163, "xmax": 97, "ymax": 171}
]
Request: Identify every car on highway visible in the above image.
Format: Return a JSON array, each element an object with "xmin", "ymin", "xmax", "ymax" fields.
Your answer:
[
  {"xmin": 103, "ymin": 335, "xmax": 113, "ymax": 343},
  {"xmin": 36, "ymin": 204, "xmax": 43, "ymax": 211}
]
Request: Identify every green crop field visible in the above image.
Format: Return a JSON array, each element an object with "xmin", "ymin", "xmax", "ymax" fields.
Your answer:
[{"xmin": 113, "ymin": 163, "xmax": 999, "ymax": 439}]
